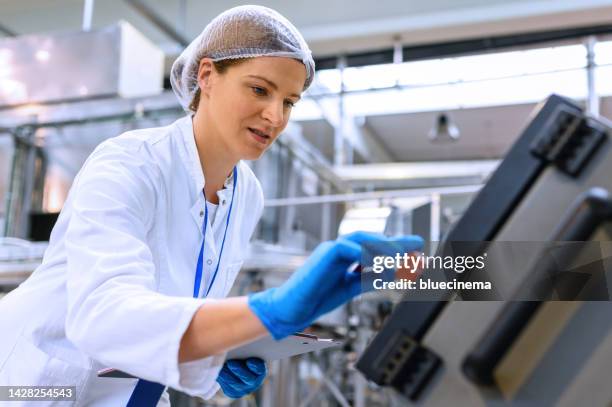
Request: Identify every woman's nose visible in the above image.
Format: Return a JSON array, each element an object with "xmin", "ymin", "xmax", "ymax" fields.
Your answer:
[{"xmin": 262, "ymin": 101, "xmax": 284, "ymax": 127}]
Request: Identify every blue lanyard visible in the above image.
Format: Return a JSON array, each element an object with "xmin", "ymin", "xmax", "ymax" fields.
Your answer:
[
  {"xmin": 193, "ymin": 166, "xmax": 238, "ymax": 298},
  {"xmin": 127, "ymin": 166, "xmax": 238, "ymax": 407}
]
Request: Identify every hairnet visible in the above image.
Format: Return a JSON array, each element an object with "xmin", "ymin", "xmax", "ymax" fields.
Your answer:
[{"xmin": 171, "ymin": 5, "xmax": 315, "ymax": 111}]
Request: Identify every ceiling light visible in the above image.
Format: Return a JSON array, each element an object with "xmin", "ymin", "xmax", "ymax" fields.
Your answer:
[
  {"xmin": 428, "ymin": 113, "xmax": 460, "ymax": 143},
  {"xmin": 35, "ymin": 50, "xmax": 50, "ymax": 62}
]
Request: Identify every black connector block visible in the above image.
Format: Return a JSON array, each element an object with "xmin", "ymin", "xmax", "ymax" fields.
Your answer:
[
  {"xmin": 357, "ymin": 331, "xmax": 441, "ymax": 401},
  {"xmin": 530, "ymin": 105, "xmax": 607, "ymax": 177}
]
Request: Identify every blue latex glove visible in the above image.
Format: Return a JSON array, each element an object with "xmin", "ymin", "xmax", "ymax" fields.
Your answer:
[
  {"xmin": 216, "ymin": 358, "xmax": 267, "ymax": 399},
  {"xmin": 248, "ymin": 231, "xmax": 424, "ymax": 340}
]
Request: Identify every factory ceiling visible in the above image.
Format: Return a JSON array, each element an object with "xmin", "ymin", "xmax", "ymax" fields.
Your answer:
[{"xmin": 1, "ymin": 0, "xmax": 612, "ymax": 58}]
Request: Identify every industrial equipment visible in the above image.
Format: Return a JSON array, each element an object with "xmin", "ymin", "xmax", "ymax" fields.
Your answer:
[{"xmin": 357, "ymin": 94, "xmax": 612, "ymax": 406}]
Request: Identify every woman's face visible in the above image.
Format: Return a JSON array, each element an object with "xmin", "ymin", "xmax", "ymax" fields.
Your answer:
[{"xmin": 196, "ymin": 56, "xmax": 307, "ymax": 161}]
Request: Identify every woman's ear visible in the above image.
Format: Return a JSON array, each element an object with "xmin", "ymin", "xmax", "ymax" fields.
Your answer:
[{"xmin": 197, "ymin": 58, "xmax": 215, "ymax": 97}]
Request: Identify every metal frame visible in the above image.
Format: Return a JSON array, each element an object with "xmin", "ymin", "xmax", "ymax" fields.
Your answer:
[
  {"xmin": 315, "ymin": 23, "xmax": 612, "ymax": 69},
  {"xmin": 124, "ymin": 0, "xmax": 189, "ymax": 46}
]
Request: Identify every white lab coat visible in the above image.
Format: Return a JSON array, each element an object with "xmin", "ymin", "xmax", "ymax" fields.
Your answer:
[{"xmin": 0, "ymin": 115, "xmax": 264, "ymax": 406}]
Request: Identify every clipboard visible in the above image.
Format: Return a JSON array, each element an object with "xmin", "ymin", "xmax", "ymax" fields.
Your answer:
[
  {"xmin": 97, "ymin": 333, "xmax": 342, "ymax": 378},
  {"xmin": 227, "ymin": 332, "xmax": 341, "ymax": 361}
]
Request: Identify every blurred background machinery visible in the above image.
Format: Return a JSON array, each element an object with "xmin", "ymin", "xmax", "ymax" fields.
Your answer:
[{"xmin": 2, "ymin": 1, "xmax": 612, "ymax": 406}]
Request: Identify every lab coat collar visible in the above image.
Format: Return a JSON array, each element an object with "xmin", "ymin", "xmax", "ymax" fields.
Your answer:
[
  {"xmin": 177, "ymin": 115, "xmax": 236, "ymax": 239},
  {"xmin": 177, "ymin": 114, "xmax": 205, "ymax": 198},
  {"xmin": 176, "ymin": 114, "xmax": 235, "ymax": 199}
]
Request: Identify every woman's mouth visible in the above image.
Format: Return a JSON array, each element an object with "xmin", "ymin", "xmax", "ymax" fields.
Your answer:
[{"xmin": 248, "ymin": 127, "xmax": 271, "ymax": 145}]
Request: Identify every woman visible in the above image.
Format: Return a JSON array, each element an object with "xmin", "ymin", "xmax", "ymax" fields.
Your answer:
[{"xmin": 0, "ymin": 5, "xmax": 423, "ymax": 406}]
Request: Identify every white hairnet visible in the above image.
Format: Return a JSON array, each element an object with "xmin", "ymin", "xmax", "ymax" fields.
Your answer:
[{"xmin": 171, "ymin": 5, "xmax": 315, "ymax": 111}]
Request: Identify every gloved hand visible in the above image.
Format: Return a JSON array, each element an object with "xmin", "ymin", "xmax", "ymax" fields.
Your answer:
[
  {"xmin": 216, "ymin": 358, "xmax": 267, "ymax": 399},
  {"xmin": 248, "ymin": 231, "xmax": 424, "ymax": 340}
]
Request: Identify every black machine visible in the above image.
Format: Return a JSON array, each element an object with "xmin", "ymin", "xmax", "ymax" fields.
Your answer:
[{"xmin": 356, "ymin": 94, "xmax": 612, "ymax": 405}]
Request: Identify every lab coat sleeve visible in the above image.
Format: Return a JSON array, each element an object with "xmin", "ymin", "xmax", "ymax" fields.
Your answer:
[{"xmin": 63, "ymin": 143, "xmax": 222, "ymax": 398}]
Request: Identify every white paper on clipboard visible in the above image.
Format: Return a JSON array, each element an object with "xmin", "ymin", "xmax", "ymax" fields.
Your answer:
[{"xmin": 97, "ymin": 333, "xmax": 342, "ymax": 378}]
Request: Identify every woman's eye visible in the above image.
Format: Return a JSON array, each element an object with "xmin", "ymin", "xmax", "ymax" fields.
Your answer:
[
  {"xmin": 251, "ymin": 86, "xmax": 267, "ymax": 96},
  {"xmin": 284, "ymin": 100, "xmax": 296, "ymax": 108}
]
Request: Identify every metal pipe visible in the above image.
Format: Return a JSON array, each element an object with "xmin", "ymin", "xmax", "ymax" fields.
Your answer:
[
  {"xmin": 585, "ymin": 35, "xmax": 599, "ymax": 116},
  {"xmin": 3, "ymin": 100, "xmax": 347, "ymax": 211},
  {"xmin": 7, "ymin": 105, "xmax": 182, "ymax": 132},
  {"xmin": 3, "ymin": 133, "xmax": 18, "ymax": 237},
  {"xmin": 177, "ymin": 0, "xmax": 187, "ymax": 37},
  {"xmin": 353, "ymin": 324, "xmax": 368, "ymax": 407},
  {"xmin": 320, "ymin": 182, "xmax": 332, "ymax": 241},
  {"xmin": 19, "ymin": 140, "xmax": 37, "ymax": 238},
  {"xmin": 0, "ymin": 22, "xmax": 17, "ymax": 37},
  {"xmin": 280, "ymin": 154, "xmax": 299, "ymax": 242},
  {"xmin": 31, "ymin": 147, "xmax": 47, "ymax": 213},
  {"xmin": 264, "ymin": 184, "xmax": 482, "ymax": 207},
  {"xmin": 124, "ymin": 0, "xmax": 189, "ymax": 46},
  {"xmin": 82, "ymin": 0, "xmax": 95, "ymax": 31},
  {"xmin": 334, "ymin": 56, "xmax": 347, "ymax": 166},
  {"xmin": 430, "ymin": 193, "xmax": 441, "ymax": 242},
  {"xmin": 314, "ymin": 362, "xmax": 352, "ymax": 407},
  {"xmin": 4, "ymin": 96, "xmax": 344, "ymax": 190},
  {"xmin": 4, "ymin": 128, "xmax": 37, "ymax": 238},
  {"xmin": 281, "ymin": 137, "xmax": 346, "ymax": 192},
  {"xmin": 305, "ymin": 63, "xmax": 611, "ymax": 100}
]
